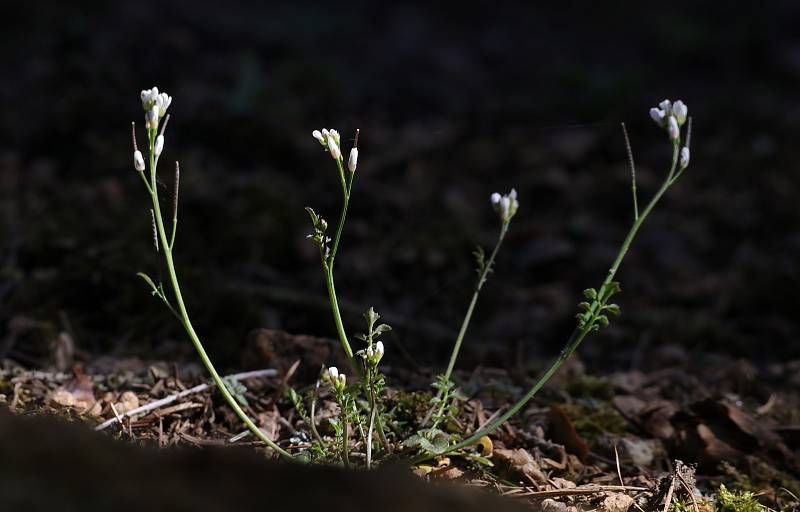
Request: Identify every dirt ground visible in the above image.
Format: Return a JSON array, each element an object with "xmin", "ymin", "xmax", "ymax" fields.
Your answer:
[{"xmin": 1, "ymin": 1, "xmax": 799, "ymax": 509}]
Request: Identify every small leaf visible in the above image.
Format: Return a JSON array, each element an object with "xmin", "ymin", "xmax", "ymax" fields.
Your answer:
[
  {"xmin": 373, "ymin": 323, "xmax": 392, "ymax": 335},
  {"xmin": 304, "ymin": 207, "xmax": 319, "ymax": 225}
]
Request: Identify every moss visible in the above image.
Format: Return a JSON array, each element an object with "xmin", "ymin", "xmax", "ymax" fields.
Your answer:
[
  {"xmin": 715, "ymin": 484, "xmax": 766, "ymax": 512},
  {"xmin": 388, "ymin": 390, "xmax": 432, "ymax": 427},
  {"xmin": 561, "ymin": 402, "xmax": 629, "ymax": 440},
  {"xmin": 565, "ymin": 374, "xmax": 614, "ymax": 400}
]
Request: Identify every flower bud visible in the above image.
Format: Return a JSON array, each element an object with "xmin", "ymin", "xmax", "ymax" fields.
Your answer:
[
  {"xmin": 672, "ymin": 100, "xmax": 688, "ymax": 125},
  {"xmin": 374, "ymin": 341, "xmax": 384, "ymax": 363},
  {"xmin": 321, "ymin": 128, "xmax": 330, "ymax": 138},
  {"xmin": 312, "ymin": 130, "xmax": 324, "ymax": 144},
  {"xmin": 133, "ymin": 150, "xmax": 145, "ymax": 171},
  {"xmin": 328, "ymin": 366, "xmax": 339, "ymax": 381},
  {"xmin": 649, "ymin": 108, "xmax": 665, "ymax": 125},
  {"xmin": 490, "ymin": 192, "xmax": 501, "ymax": 205},
  {"xmin": 658, "ymin": 99, "xmax": 672, "ymax": 113},
  {"xmin": 667, "ymin": 116, "xmax": 679, "ymax": 141},
  {"xmin": 327, "ymin": 134, "xmax": 341, "ymax": 160},
  {"xmin": 154, "ymin": 135, "xmax": 164, "ymax": 157},
  {"xmin": 680, "ymin": 146, "xmax": 690, "ymax": 168},
  {"xmin": 329, "ymin": 129, "xmax": 340, "ymax": 146},
  {"xmin": 156, "ymin": 93, "xmax": 172, "ymax": 117},
  {"xmin": 348, "ymin": 147, "xmax": 358, "ymax": 172},
  {"xmin": 146, "ymin": 105, "xmax": 160, "ymax": 130}
]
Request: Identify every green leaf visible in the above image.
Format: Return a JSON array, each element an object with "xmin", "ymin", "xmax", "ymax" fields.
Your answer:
[
  {"xmin": 137, "ymin": 272, "xmax": 158, "ymax": 292},
  {"xmin": 304, "ymin": 206, "xmax": 319, "ymax": 225},
  {"xmin": 373, "ymin": 323, "xmax": 392, "ymax": 335}
]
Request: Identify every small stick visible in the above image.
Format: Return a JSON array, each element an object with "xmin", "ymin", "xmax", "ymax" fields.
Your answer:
[
  {"xmin": 662, "ymin": 475, "xmax": 677, "ymax": 512},
  {"xmin": 516, "ymin": 485, "xmax": 649, "ymax": 499},
  {"xmin": 676, "ymin": 471, "xmax": 699, "ymax": 512},
  {"xmin": 614, "ymin": 444, "xmax": 625, "ymax": 487},
  {"xmin": 94, "ymin": 368, "xmax": 277, "ymax": 431}
]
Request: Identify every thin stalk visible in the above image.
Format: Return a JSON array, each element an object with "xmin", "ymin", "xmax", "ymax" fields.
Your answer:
[
  {"xmin": 444, "ymin": 221, "xmax": 509, "ymax": 382},
  {"xmin": 323, "ymin": 161, "xmax": 357, "ymax": 371},
  {"xmin": 309, "ymin": 376, "xmax": 326, "ymax": 448},
  {"xmin": 412, "ymin": 143, "xmax": 681, "ymax": 464},
  {"xmin": 423, "ymin": 221, "xmax": 509, "ymax": 426},
  {"xmin": 366, "ymin": 403, "xmax": 377, "ymax": 469},
  {"xmin": 145, "ymin": 128, "xmax": 293, "ymax": 461}
]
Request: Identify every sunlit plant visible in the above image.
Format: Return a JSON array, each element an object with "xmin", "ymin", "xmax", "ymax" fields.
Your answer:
[{"xmin": 129, "ymin": 88, "xmax": 692, "ymax": 468}]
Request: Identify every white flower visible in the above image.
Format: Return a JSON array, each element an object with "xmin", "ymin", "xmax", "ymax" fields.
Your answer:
[
  {"xmin": 329, "ymin": 129, "xmax": 340, "ymax": 146},
  {"xmin": 649, "ymin": 108, "xmax": 665, "ymax": 125},
  {"xmin": 374, "ymin": 341, "xmax": 384, "ymax": 362},
  {"xmin": 348, "ymin": 147, "xmax": 358, "ymax": 172},
  {"xmin": 133, "ymin": 150, "xmax": 145, "ymax": 171},
  {"xmin": 154, "ymin": 135, "xmax": 164, "ymax": 157},
  {"xmin": 155, "ymin": 92, "xmax": 172, "ymax": 117},
  {"xmin": 140, "ymin": 87, "xmax": 159, "ymax": 111},
  {"xmin": 667, "ymin": 116, "xmax": 680, "ymax": 141},
  {"xmin": 672, "ymin": 100, "xmax": 688, "ymax": 125},
  {"xmin": 146, "ymin": 105, "xmax": 160, "ymax": 130},
  {"xmin": 312, "ymin": 130, "xmax": 324, "ymax": 144},
  {"xmin": 338, "ymin": 373, "xmax": 346, "ymax": 387},
  {"xmin": 321, "ymin": 128, "xmax": 330, "ymax": 138},
  {"xmin": 328, "ymin": 366, "xmax": 339, "ymax": 381},
  {"xmin": 327, "ymin": 133, "xmax": 341, "ymax": 160},
  {"xmin": 491, "ymin": 189, "xmax": 519, "ymax": 222},
  {"xmin": 680, "ymin": 146, "xmax": 690, "ymax": 168},
  {"xmin": 658, "ymin": 99, "xmax": 672, "ymax": 113}
]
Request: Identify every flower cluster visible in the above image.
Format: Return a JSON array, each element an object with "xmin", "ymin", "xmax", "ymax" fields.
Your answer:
[
  {"xmin": 490, "ymin": 189, "xmax": 519, "ymax": 223},
  {"xmin": 649, "ymin": 99, "xmax": 687, "ymax": 141},
  {"xmin": 327, "ymin": 366, "xmax": 347, "ymax": 393},
  {"xmin": 313, "ymin": 128, "xmax": 358, "ymax": 172},
  {"xmin": 140, "ymin": 87, "xmax": 172, "ymax": 130},
  {"xmin": 364, "ymin": 340, "xmax": 385, "ymax": 367},
  {"xmin": 650, "ymin": 99, "xmax": 691, "ymax": 169}
]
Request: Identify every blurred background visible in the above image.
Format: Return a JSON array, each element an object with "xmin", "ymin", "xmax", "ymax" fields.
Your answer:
[{"xmin": 1, "ymin": 1, "xmax": 798, "ymax": 378}]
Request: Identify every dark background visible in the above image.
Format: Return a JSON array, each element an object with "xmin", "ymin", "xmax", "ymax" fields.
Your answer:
[{"xmin": 1, "ymin": 1, "xmax": 798, "ymax": 377}]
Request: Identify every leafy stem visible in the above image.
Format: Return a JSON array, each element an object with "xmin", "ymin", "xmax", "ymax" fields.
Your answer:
[
  {"xmin": 412, "ymin": 141, "xmax": 682, "ymax": 464},
  {"xmin": 139, "ymin": 124, "xmax": 293, "ymax": 461}
]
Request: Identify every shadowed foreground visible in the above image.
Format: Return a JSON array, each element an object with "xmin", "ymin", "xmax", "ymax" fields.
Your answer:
[{"xmin": 0, "ymin": 409, "xmax": 529, "ymax": 512}]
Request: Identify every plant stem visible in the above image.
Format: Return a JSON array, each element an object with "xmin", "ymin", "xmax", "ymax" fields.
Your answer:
[
  {"xmin": 444, "ymin": 221, "xmax": 509, "ymax": 382},
  {"xmin": 423, "ymin": 221, "xmax": 509, "ymax": 426},
  {"xmin": 145, "ymin": 129, "xmax": 293, "ymax": 461},
  {"xmin": 412, "ymin": 143, "xmax": 680, "ymax": 464},
  {"xmin": 324, "ymin": 160, "xmax": 358, "ymax": 372}
]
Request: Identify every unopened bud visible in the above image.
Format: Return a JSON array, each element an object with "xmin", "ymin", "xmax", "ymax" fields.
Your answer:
[
  {"xmin": 658, "ymin": 99, "xmax": 672, "ymax": 113},
  {"xmin": 312, "ymin": 130, "xmax": 324, "ymax": 144},
  {"xmin": 374, "ymin": 341, "xmax": 384, "ymax": 363},
  {"xmin": 667, "ymin": 116, "xmax": 680, "ymax": 141},
  {"xmin": 649, "ymin": 108, "xmax": 665, "ymax": 125},
  {"xmin": 680, "ymin": 146, "xmax": 690, "ymax": 168},
  {"xmin": 672, "ymin": 100, "xmax": 688, "ymax": 125},
  {"xmin": 133, "ymin": 150, "xmax": 145, "ymax": 171},
  {"xmin": 327, "ymin": 134, "xmax": 341, "ymax": 160},
  {"xmin": 348, "ymin": 147, "xmax": 358, "ymax": 172},
  {"xmin": 154, "ymin": 135, "xmax": 164, "ymax": 157}
]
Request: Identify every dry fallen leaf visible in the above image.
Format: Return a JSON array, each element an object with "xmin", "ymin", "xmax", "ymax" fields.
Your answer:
[
  {"xmin": 602, "ymin": 493, "xmax": 634, "ymax": 512},
  {"xmin": 494, "ymin": 448, "xmax": 548, "ymax": 484}
]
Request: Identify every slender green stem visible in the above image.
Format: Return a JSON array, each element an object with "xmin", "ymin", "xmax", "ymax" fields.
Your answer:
[
  {"xmin": 144, "ymin": 128, "xmax": 293, "ymax": 461},
  {"xmin": 323, "ymin": 161, "xmax": 358, "ymax": 372},
  {"xmin": 412, "ymin": 143, "xmax": 681, "ymax": 464},
  {"xmin": 422, "ymin": 221, "xmax": 510, "ymax": 426},
  {"xmin": 444, "ymin": 221, "xmax": 509, "ymax": 382}
]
